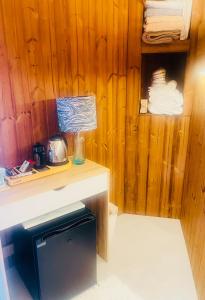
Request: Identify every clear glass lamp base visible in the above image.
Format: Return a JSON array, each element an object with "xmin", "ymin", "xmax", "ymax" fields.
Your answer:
[{"xmin": 73, "ymin": 132, "xmax": 85, "ymax": 165}]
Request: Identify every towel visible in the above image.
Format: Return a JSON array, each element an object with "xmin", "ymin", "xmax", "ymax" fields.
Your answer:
[
  {"xmin": 145, "ymin": 8, "xmax": 183, "ymax": 17},
  {"xmin": 144, "ymin": 21, "xmax": 184, "ymax": 33},
  {"xmin": 148, "ymin": 81, "xmax": 184, "ymax": 115},
  {"xmin": 144, "ymin": 0, "xmax": 193, "ymax": 40},
  {"xmin": 145, "ymin": 0, "xmax": 184, "ymax": 9},
  {"xmin": 181, "ymin": 0, "xmax": 192, "ymax": 39},
  {"xmin": 145, "ymin": 15, "xmax": 184, "ymax": 24},
  {"xmin": 147, "ymin": 68, "xmax": 184, "ymax": 115},
  {"xmin": 142, "ymin": 30, "xmax": 180, "ymax": 44},
  {"xmin": 145, "ymin": 0, "xmax": 183, "ymax": 9},
  {"xmin": 149, "ymin": 87, "xmax": 184, "ymax": 106},
  {"xmin": 148, "ymin": 103, "xmax": 183, "ymax": 115}
]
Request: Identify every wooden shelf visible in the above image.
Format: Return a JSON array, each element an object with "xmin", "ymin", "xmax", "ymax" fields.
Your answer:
[
  {"xmin": 138, "ymin": 113, "xmax": 183, "ymax": 117},
  {"xmin": 141, "ymin": 40, "xmax": 190, "ymax": 54}
]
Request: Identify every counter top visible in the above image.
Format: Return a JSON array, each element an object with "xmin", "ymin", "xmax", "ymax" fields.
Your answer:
[{"xmin": 0, "ymin": 159, "xmax": 109, "ymax": 231}]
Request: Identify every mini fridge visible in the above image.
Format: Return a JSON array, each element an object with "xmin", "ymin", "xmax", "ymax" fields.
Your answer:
[{"xmin": 13, "ymin": 207, "xmax": 96, "ymax": 300}]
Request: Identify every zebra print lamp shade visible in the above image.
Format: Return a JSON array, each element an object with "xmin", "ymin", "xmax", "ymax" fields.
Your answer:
[{"xmin": 56, "ymin": 96, "xmax": 97, "ymax": 133}]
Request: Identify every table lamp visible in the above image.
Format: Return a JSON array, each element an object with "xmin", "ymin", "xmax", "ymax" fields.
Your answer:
[{"xmin": 56, "ymin": 96, "xmax": 97, "ymax": 165}]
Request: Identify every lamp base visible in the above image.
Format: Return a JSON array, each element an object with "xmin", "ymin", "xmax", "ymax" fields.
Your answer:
[
  {"xmin": 72, "ymin": 158, "xmax": 85, "ymax": 165},
  {"xmin": 73, "ymin": 132, "xmax": 85, "ymax": 165}
]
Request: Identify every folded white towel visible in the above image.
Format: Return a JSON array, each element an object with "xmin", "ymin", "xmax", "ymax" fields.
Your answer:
[
  {"xmin": 144, "ymin": 21, "xmax": 185, "ymax": 33},
  {"xmin": 145, "ymin": 0, "xmax": 193, "ymax": 40},
  {"xmin": 142, "ymin": 30, "xmax": 180, "ymax": 44},
  {"xmin": 145, "ymin": 15, "xmax": 184, "ymax": 24},
  {"xmin": 145, "ymin": 8, "xmax": 183, "ymax": 17},
  {"xmin": 145, "ymin": 0, "xmax": 183, "ymax": 9}
]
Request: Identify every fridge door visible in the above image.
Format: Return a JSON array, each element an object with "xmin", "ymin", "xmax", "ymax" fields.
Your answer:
[{"xmin": 35, "ymin": 214, "xmax": 96, "ymax": 300}]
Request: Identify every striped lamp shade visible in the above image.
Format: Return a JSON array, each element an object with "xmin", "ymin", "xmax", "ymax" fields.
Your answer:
[{"xmin": 56, "ymin": 96, "xmax": 97, "ymax": 133}]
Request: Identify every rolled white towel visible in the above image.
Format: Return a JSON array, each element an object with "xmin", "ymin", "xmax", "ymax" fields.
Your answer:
[
  {"xmin": 149, "ymin": 86, "xmax": 184, "ymax": 106},
  {"xmin": 148, "ymin": 103, "xmax": 183, "ymax": 115},
  {"xmin": 149, "ymin": 95, "xmax": 183, "ymax": 107}
]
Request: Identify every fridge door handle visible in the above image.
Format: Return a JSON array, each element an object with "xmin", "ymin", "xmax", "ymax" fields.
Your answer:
[{"xmin": 42, "ymin": 215, "xmax": 95, "ymax": 241}]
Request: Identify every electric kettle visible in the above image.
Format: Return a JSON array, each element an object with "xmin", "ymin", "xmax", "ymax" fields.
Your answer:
[{"xmin": 47, "ymin": 135, "xmax": 68, "ymax": 166}]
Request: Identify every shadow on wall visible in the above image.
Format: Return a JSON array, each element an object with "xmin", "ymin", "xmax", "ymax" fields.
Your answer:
[{"xmin": 0, "ymin": 99, "xmax": 58, "ymax": 168}]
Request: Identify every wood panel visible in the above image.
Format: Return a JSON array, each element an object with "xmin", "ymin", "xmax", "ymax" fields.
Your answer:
[
  {"xmin": 0, "ymin": 0, "xmax": 128, "ymax": 211},
  {"xmin": 125, "ymin": 115, "xmax": 190, "ymax": 217},
  {"xmin": 124, "ymin": 0, "xmax": 191, "ymax": 218},
  {"xmin": 0, "ymin": 0, "xmax": 195, "ymax": 218},
  {"xmin": 141, "ymin": 40, "xmax": 191, "ymax": 54},
  {"xmin": 181, "ymin": 1, "xmax": 205, "ymax": 299},
  {"xmin": 125, "ymin": 0, "xmax": 143, "ymax": 213}
]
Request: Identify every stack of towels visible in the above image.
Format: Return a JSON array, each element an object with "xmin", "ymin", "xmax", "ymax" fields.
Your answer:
[
  {"xmin": 148, "ymin": 68, "xmax": 183, "ymax": 115},
  {"xmin": 143, "ymin": 0, "xmax": 193, "ymax": 44}
]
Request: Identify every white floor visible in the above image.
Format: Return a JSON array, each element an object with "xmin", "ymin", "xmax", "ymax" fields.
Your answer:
[
  {"xmin": 8, "ymin": 214, "xmax": 198, "ymax": 300},
  {"xmin": 75, "ymin": 214, "xmax": 198, "ymax": 300}
]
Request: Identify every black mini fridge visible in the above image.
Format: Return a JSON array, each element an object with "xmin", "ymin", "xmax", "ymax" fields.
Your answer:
[{"xmin": 13, "ymin": 207, "xmax": 96, "ymax": 300}]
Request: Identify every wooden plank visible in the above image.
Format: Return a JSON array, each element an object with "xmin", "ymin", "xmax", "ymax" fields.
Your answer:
[
  {"xmin": 84, "ymin": 192, "xmax": 109, "ymax": 261},
  {"xmin": 181, "ymin": 1, "xmax": 205, "ymax": 299},
  {"xmin": 38, "ymin": 0, "xmax": 56, "ymax": 100},
  {"xmin": 0, "ymin": 1, "xmax": 13, "ymax": 120},
  {"xmin": 47, "ymin": 0, "xmax": 60, "ymax": 97},
  {"xmin": 125, "ymin": 0, "xmax": 143, "ymax": 213},
  {"xmin": 169, "ymin": 117, "xmax": 190, "ymax": 218},
  {"xmin": 146, "ymin": 116, "xmax": 165, "ymax": 216},
  {"xmin": 136, "ymin": 115, "xmax": 150, "ymax": 214},
  {"xmin": 141, "ymin": 40, "xmax": 190, "ymax": 54},
  {"xmin": 158, "ymin": 117, "xmax": 175, "ymax": 217}
]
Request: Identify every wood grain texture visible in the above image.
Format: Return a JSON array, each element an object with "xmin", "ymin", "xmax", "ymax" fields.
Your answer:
[
  {"xmin": 124, "ymin": 0, "xmax": 191, "ymax": 218},
  {"xmin": 0, "ymin": 0, "xmax": 128, "ymax": 212},
  {"xmin": 181, "ymin": 0, "xmax": 205, "ymax": 299},
  {"xmin": 125, "ymin": 0, "xmax": 143, "ymax": 213},
  {"xmin": 83, "ymin": 192, "xmax": 109, "ymax": 261},
  {"xmin": 141, "ymin": 40, "xmax": 190, "ymax": 54},
  {"xmin": 125, "ymin": 115, "xmax": 190, "ymax": 217},
  {"xmin": 0, "ymin": 0, "xmax": 194, "ymax": 218}
]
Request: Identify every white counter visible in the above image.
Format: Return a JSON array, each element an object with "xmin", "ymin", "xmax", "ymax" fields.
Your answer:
[{"xmin": 0, "ymin": 159, "xmax": 110, "ymax": 300}]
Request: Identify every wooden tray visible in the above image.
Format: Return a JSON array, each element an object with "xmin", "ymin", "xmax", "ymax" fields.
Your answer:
[{"xmin": 5, "ymin": 161, "xmax": 72, "ymax": 186}]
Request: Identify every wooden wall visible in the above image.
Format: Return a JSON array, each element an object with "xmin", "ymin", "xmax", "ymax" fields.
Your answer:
[
  {"xmin": 0, "ymin": 0, "xmax": 130, "ymax": 210},
  {"xmin": 181, "ymin": 1, "xmax": 205, "ymax": 298},
  {"xmin": 125, "ymin": 115, "xmax": 190, "ymax": 218},
  {"xmin": 0, "ymin": 0, "xmax": 193, "ymax": 218},
  {"xmin": 124, "ymin": 5, "xmax": 195, "ymax": 218}
]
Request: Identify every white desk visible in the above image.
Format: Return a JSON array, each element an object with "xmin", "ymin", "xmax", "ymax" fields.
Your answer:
[{"xmin": 0, "ymin": 160, "xmax": 110, "ymax": 299}]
